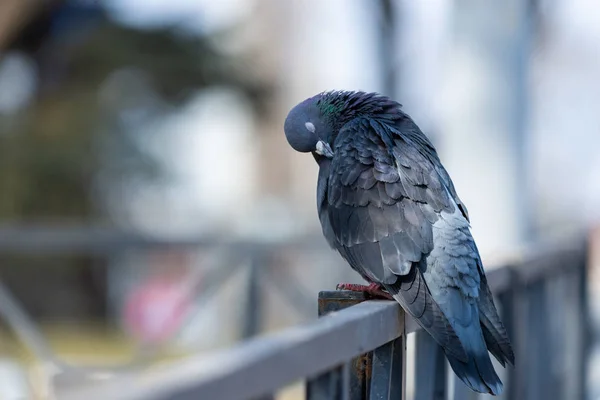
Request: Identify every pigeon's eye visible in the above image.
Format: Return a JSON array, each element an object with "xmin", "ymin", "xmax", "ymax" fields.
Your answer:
[{"xmin": 305, "ymin": 122, "xmax": 316, "ymax": 133}]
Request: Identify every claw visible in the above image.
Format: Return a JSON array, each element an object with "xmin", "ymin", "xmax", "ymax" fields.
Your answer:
[{"xmin": 335, "ymin": 282, "xmax": 394, "ymax": 300}]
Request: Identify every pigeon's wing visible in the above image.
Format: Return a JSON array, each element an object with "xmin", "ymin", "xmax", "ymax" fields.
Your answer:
[
  {"xmin": 391, "ymin": 117, "xmax": 513, "ymax": 368},
  {"xmin": 326, "ymin": 117, "xmax": 468, "ymax": 361}
]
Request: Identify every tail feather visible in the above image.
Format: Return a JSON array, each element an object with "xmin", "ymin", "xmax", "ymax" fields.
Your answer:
[
  {"xmin": 431, "ymin": 285, "xmax": 504, "ymax": 396},
  {"xmin": 478, "ymin": 274, "xmax": 515, "ymax": 366},
  {"xmin": 481, "ymin": 322, "xmax": 509, "ymax": 367},
  {"xmin": 446, "ymin": 349, "xmax": 503, "ymax": 395},
  {"xmin": 446, "ymin": 322, "xmax": 503, "ymax": 395},
  {"xmin": 386, "ymin": 268, "xmax": 468, "ymax": 362}
]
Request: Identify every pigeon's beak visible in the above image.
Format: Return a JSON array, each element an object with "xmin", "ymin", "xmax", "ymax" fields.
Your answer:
[{"xmin": 315, "ymin": 140, "xmax": 334, "ymax": 159}]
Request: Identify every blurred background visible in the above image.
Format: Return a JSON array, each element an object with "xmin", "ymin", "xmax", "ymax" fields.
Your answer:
[{"xmin": 0, "ymin": 0, "xmax": 599, "ymax": 399}]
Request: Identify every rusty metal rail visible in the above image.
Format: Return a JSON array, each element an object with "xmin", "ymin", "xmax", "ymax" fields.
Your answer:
[{"xmin": 57, "ymin": 237, "xmax": 590, "ymax": 400}]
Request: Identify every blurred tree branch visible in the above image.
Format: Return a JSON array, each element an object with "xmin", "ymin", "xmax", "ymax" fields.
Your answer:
[
  {"xmin": 0, "ymin": 3, "xmax": 271, "ymax": 221},
  {"xmin": 0, "ymin": 0, "xmax": 41, "ymax": 50},
  {"xmin": 0, "ymin": 2, "xmax": 272, "ymax": 321}
]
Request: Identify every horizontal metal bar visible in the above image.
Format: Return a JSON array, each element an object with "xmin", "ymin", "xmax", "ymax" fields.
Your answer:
[
  {"xmin": 60, "ymin": 300, "xmax": 405, "ymax": 400},
  {"xmin": 505, "ymin": 235, "xmax": 586, "ymax": 285},
  {"xmin": 486, "ymin": 265, "xmax": 512, "ymax": 294},
  {"xmin": 0, "ymin": 226, "xmax": 216, "ymax": 253},
  {"xmin": 0, "ymin": 225, "xmax": 327, "ymax": 254}
]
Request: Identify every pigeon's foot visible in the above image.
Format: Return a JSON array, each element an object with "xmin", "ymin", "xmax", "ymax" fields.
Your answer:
[{"xmin": 335, "ymin": 282, "xmax": 393, "ymax": 300}]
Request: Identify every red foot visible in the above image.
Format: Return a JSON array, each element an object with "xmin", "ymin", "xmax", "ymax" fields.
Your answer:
[{"xmin": 335, "ymin": 282, "xmax": 394, "ymax": 300}]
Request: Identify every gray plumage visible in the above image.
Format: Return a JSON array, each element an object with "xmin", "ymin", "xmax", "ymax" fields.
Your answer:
[{"xmin": 284, "ymin": 90, "xmax": 514, "ymax": 395}]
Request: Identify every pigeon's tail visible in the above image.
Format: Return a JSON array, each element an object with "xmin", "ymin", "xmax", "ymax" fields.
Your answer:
[{"xmin": 445, "ymin": 320, "xmax": 503, "ymax": 396}]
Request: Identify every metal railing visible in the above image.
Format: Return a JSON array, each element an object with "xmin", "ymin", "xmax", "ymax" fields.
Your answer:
[
  {"xmin": 0, "ymin": 225, "xmax": 333, "ymax": 398},
  {"xmin": 0, "ymin": 224, "xmax": 325, "ymax": 335},
  {"xmin": 56, "ymin": 236, "xmax": 590, "ymax": 400}
]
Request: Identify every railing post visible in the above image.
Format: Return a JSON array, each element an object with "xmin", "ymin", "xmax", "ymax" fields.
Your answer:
[
  {"xmin": 525, "ymin": 281, "xmax": 548, "ymax": 400},
  {"xmin": 369, "ymin": 333, "xmax": 405, "ymax": 400},
  {"xmin": 565, "ymin": 246, "xmax": 590, "ymax": 400},
  {"xmin": 544, "ymin": 275, "xmax": 567, "ymax": 400},
  {"xmin": 242, "ymin": 249, "xmax": 266, "ymax": 339},
  {"xmin": 577, "ymin": 243, "xmax": 591, "ymax": 400},
  {"xmin": 503, "ymin": 266, "xmax": 532, "ymax": 400},
  {"xmin": 498, "ymin": 268, "xmax": 517, "ymax": 400},
  {"xmin": 306, "ymin": 291, "xmax": 373, "ymax": 400},
  {"xmin": 414, "ymin": 330, "xmax": 446, "ymax": 400}
]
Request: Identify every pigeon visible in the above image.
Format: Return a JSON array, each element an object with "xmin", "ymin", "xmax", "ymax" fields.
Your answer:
[{"xmin": 283, "ymin": 90, "xmax": 514, "ymax": 395}]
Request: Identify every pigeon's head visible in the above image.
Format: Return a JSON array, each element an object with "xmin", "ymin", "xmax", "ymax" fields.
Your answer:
[
  {"xmin": 284, "ymin": 94, "xmax": 335, "ymax": 159},
  {"xmin": 285, "ymin": 90, "xmax": 398, "ymax": 159}
]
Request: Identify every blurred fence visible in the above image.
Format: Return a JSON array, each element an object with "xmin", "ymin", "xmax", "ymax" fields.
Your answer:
[
  {"xmin": 0, "ymin": 224, "xmax": 328, "ymax": 398},
  {"xmin": 54, "ymin": 237, "xmax": 590, "ymax": 400},
  {"xmin": 0, "ymin": 224, "xmax": 320, "ymax": 330}
]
